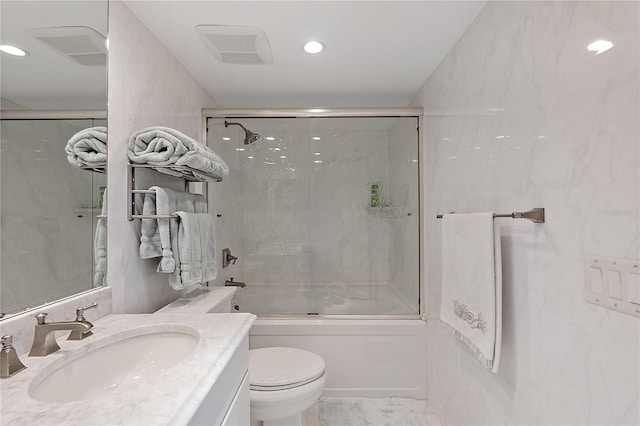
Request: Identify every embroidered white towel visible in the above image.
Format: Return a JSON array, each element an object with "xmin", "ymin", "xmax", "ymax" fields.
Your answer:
[
  {"xmin": 172, "ymin": 212, "xmax": 218, "ymax": 289},
  {"xmin": 440, "ymin": 212, "xmax": 502, "ymax": 373}
]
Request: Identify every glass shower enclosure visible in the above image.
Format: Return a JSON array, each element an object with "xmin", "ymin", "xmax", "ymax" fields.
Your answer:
[{"xmin": 206, "ymin": 109, "xmax": 421, "ymax": 317}]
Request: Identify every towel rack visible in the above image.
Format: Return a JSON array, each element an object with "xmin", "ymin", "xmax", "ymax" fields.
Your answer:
[
  {"xmin": 436, "ymin": 207, "xmax": 545, "ymax": 223},
  {"xmin": 127, "ymin": 163, "xmax": 220, "ymax": 221}
]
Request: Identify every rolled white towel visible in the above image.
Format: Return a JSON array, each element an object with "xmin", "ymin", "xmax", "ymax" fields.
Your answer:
[
  {"xmin": 65, "ymin": 126, "xmax": 107, "ymax": 171},
  {"xmin": 127, "ymin": 126, "xmax": 229, "ymax": 182}
]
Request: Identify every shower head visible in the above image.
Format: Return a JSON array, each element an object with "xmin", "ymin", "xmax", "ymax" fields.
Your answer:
[{"xmin": 224, "ymin": 120, "xmax": 261, "ymax": 145}]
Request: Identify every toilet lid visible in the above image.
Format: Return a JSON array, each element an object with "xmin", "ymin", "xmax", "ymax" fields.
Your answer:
[{"xmin": 249, "ymin": 347, "xmax": 325, "ymax": 390}]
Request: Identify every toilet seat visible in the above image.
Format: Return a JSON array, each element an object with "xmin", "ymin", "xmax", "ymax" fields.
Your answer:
[{"xmin": 249, "ymin": 347, "xmax": 325, "ymax": 391}]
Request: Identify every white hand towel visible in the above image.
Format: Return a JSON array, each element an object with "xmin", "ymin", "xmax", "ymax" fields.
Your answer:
[
  {"xmin": 440, "ymin": 212, "xmax": 502, "ymax": 372},
  {"xmin": 139, "ymin": 187, "xmax": 206, "ymax": 273},
  {"xmin": 171, "ymin": 212, "xmax": 218, "ymax": 289},
  {"xmin": 93, "ymin": 188, "xmax": 107, "ymax": 287}
]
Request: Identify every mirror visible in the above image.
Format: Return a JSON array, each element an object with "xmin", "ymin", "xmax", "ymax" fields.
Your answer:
[{"xmin": 0, "ymin": 1, "xmax": 108, "ymax": 318}]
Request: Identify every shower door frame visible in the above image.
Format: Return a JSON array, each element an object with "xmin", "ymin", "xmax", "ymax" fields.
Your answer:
[{"xmin": 202, "ymin": 108, "xmax": 424, "ymax": 319}]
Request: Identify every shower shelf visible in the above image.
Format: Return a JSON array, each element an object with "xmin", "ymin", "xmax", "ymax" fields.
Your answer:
[
  {"xmin": 366, "ymin": 205, "xmax": 394, "ymax": 211},
  {"xmin": 127, "ymin": 163, "xmax": 219, "ymax": 221},
  {"xmin": 73, "ymin": 208, "xmax": 105, "ymax": 219},
  {"xmin": 80, "ymin": 166, "xmax": 106, "ymax": 174}
]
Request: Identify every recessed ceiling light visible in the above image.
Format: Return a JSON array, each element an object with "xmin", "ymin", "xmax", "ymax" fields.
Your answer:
[
  {"xmin": 587, "ymin": 39, "xmax": 613, "ymax": 54},
  {"xmin": 223, "ymin": 137, "xmax": 231, "ymax": 141},
  {"xmin": 314, "ymin": 160, "xmax": 323, "ymax": 164},
  {"xmin": 235, "ymin": 148, "xmax": 245, "ymax": 151},
  {"xmin": 247, "ymin": 156, "xmax": 254, "ymax": 159},
  {"xmin": 0, "ymin": 44, "xmax": 28, "ymax": 56},
  {"xmin": 303, "ymin": 41, "xmax": 325, "ymax": 54},
  {"xmin": 312, "ymin": 136, "xmax": 321, "ymax": 140},
  {"xmin": 280, "ymin": 155, "xmax": 287, "ymax": 159},
  {"xmin": 313, "ymin": 152, "xmax": 321, "ymax": 156},
  {"xmin": 265, "ymin": 136, "xmax": 275, "ymax": 141}
]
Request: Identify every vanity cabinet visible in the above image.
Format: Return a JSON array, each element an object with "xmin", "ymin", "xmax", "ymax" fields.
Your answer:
[{"xmin": 188, "ymin": 335, "xmax": 250, "ymax": 426}]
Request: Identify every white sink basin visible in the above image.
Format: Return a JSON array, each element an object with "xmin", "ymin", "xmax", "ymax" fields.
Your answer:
[{"xmin": 29, "ymin": 331, "xmax": 198, "ymax": 403}]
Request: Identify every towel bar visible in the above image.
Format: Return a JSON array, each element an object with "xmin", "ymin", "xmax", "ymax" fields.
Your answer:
[
  {"xmin": 126, "ymin": 163, "xmax": 223, "ymax": 182},
  {"xmin": 436, "ymin": 208, "xmax": 545, "ymax": 223},
  {"xmin": 127, "ymin": 163, "xmax": 220, "ymax": 221}
]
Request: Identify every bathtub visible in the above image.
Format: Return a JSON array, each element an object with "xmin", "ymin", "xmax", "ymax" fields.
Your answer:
[
  {"xmin": 231, "ymin": 284, "xmax": 418, "ymax": 316},
  {"xmin": 233, "ymin": 286, "xmax": 427, "ymax": 398}
]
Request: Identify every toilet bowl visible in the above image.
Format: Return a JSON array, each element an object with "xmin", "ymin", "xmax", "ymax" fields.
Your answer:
[{"xmin": 249, "ymin": 346, "xmax": 326, "ymax": 426}]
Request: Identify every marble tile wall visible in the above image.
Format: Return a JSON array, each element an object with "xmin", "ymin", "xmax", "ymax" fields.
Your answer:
[
  {"xmin": 414, "ymin": 1, "xmax": 639, "ymax": 424},
  {"xmin": 107, "ymin": 1, "xmax": 218, "ymax": 313},
  {"xmin": 209, "ymin": 119, "xmax": 393, "ymax": 286}
]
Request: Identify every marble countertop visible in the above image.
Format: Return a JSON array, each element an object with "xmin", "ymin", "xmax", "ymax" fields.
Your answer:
[
  {"xmin": 0, "ymin": 312, "xmax": 256, "ymax": 425},
  {"xmin": 155, "ymin": 286, "xmax": 236, "ymax": 314}
]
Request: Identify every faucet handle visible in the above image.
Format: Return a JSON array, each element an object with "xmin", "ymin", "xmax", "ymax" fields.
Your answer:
[
  {"xmin": 1, "ymin": 335, "xmax": 14, "ymax": 348},
  {"xmin": 35, "ymin": 312, "xmax": 48, "ymax": 325},
  {"xmin": 1, "ymin": 334, "xmax": 26, "ymax": 378},
  {"xmin": 75, "ymin": 302, "xmax": 97, "ymax": 321}
]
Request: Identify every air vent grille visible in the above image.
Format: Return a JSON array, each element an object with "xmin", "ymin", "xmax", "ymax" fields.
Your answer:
[
  {"xmin": 28, "ymin": 26, "xmax": 107, "ymax": 66},
  {"xmin": 196, "ymin": 25, "xmax": 273, "ymax": 64}
]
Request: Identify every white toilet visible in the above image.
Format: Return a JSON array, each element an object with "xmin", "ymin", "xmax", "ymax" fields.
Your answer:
[{"xmin": 249, "ymin": 346, "xmax": 326, "ymax": 426}]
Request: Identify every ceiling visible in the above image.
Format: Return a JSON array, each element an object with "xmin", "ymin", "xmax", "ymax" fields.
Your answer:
[
  {"xmin": 124, "ymin": 1, "xmax": 486, "ymax": 108},
  {"xmin": 0, "ymin": 1, "xmax": 108, "ymax": 110},
  {"xmin": 0, "ymin": 1, "xmax": 485, "ymax": 110}
]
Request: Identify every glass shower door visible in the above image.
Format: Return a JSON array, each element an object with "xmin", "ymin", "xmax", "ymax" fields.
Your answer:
[
  {"xmin": 207, "ymin": 114, "xmax": 420, "ymax": 316},
  {"xmin": 307, "ymin": 117, "xmax": 420, "ymax": 315}
]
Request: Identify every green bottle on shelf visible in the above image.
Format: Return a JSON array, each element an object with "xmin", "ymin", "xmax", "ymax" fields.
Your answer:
[{"xmin": 370, "ymin": 183, "xmax": 379, "ymax": 207}]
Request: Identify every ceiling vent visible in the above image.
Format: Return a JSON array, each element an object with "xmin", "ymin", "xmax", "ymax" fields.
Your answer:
[
  {"xmin": 28, "ymin": 26, "xmax": 107, "ymax": 66},
  {"xmin": 195, "ymin": 25, "xmax": 273, "ymax": 64}
]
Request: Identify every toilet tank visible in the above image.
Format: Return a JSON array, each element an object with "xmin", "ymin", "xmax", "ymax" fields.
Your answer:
[{"xmin": 155, "ymin": 286, "xmax": 237, "ymax": 314}]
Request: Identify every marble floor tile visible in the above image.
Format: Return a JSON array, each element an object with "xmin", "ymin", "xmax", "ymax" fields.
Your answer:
[{"xmin": 303, "ymin": 397, "xmax": 440, "ymax": 426}]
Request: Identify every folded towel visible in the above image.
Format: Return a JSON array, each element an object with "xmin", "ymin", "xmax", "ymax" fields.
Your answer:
[
  {"xmin": 139, "ymin": 187, "xmax": 207, "ymax": 273},
  {"xmin": 93, "ymin": 188, "xmax": 107, "ymax": 287},
  {"xmin": 171, "ymin": 212, "xmax": 218, "ymax": 289},
  {"xmin": 127, "ymin": 126, "xmax": 229, "ymax": 182},
  {"xmin": 65, "ymin": 126, "xmax": 107, "ymax": 171},
  {"xmin": 440, "ymin": 213, "xmax": 502, "ymax": 373}
]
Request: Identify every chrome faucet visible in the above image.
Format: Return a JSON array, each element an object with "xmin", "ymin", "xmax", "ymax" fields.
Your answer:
[
  {"xmin": 225, "ymin": 277, "xmax": 246, "ymax": 288},
  {"xmin": 1, "ymin": 335, "xmax": 26, "ymax": 378},
  {"xmin": 28, "ymin": 303, "xmax": 97, "ymax": 357}
]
